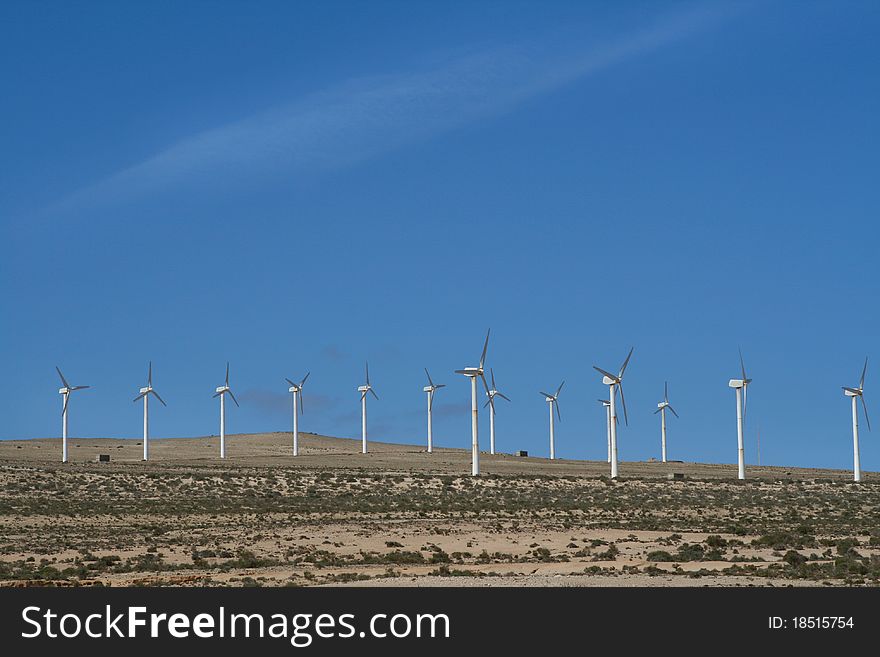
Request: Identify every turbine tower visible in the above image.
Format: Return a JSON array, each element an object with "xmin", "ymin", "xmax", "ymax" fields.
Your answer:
[
  {"xmin": 56, "ymin": 367, "xmax": 90, "ymax": 463},
  {"xmin": 133, "ymin": 361, "xmax": 166, "ymax": 461},
  {"xmin": 484, "ymin": 368, "xmax": 510, "ymax": 455},
  {"xmin": 455, "ymin": 329, "xmax": 491, "ymax": 476},
  {"xmin": 540, "ymin": 381, "xmax": 564, "ymax": 460},
  {"xmin": 728, "ymin": 349, "xmax": 752, "ymax": 480},
  {"xmin": 654, "ymin": 382, "xmax": 678, "ymax": 463},
  {"xmin": 598, "ymin": 399, "xmax": 612, "ymax": 462},
  {"xmin": 593, "ymin": 348, "xmax": 633, "ymax": 479},
  {"xmin": 423, "ymin": 369, "xmax": 445, "ymax": 454},
  {"xmin": 358, "ymin": 362, "xmax": 378, "ymax": 454},
  {"xmin": 842, "ymin": 358, "xmax": 870, "ymax": 482},
  {"xmin": 285, "ymin": 372, "xmax": 310, "ymax": 456},
  {"xmin": 213, "ymin": 363, "xmax": 238, "ymax": 459}
]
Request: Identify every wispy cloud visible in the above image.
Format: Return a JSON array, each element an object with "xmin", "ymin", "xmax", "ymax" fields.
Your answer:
[
  {"xmin": 56, "ymin": 5, "xmax": 734, "ymax": 210},
  {"xmin": 239, "ymin": 388, "xmax": 337, "ymax": 416}
]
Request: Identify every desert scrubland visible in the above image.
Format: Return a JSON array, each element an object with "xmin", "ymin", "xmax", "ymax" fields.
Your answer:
[{"xmin": 0, "ymin": 432, "xmax": 877, "ymax": 587}]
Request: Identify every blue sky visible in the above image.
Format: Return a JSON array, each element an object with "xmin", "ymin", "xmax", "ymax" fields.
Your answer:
[{"xmin": 1, "ymin": 1, "xmax": 878, "ymax": 471}]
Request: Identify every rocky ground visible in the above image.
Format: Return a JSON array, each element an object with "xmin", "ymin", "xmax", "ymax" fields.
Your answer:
[{"xmin": 1, "ymin": 433, "xmax": 877, "ymax": 587}]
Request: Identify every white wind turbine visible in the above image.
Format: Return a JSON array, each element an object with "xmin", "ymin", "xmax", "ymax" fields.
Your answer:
[
  {"xmin": 133, "ymin": 361, "xmax": 166, "ymax": 461},
  {"xmin": 842, "ymin": 358, "xmax": 870, "ymax": 482},
  {"xmin": 56, "ymin": 367, "xmax": 90, "ymax": 463},
  {"xmin": 423, "ymin": 369, "xmax": 445, "ymax": 454},
  {"xmin": 728, "ymin": 349, "xmax": 752, "ymax": 480},
  {"xmin": 593, "ymin": 348, "xmax": 633, "ymax": 479},
  {"xmin": 213, "ymin": 363, "xmax": 239, "ymax": 459},
  {"xmin": 358, "ymin": 362, "xmax": 378, "ymax": 454},
  {"xmin": 598, "ymin": 398, "xmax": 613, "ymax": 463},
  {"xmin": 540, "ymin": 381, "xmax": 564, "ymax": 460},
  {"xmin": 484, "ymin": 368, "xmax": 510, "ymax": 455},
  {"xmin": 654, "ymin": 381, "xmax": 678, "ymax": 463},
  {"xmin": 455, "ymin": 329, "xmax": 491, "ymax": 476},
  {"xmin": 285, "ymin": 371, "xmax": 310, "ymax": 456}
]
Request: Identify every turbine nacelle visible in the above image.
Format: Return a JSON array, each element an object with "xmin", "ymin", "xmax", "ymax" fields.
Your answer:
[
  {"xmin": 728, "ymin": 378, "xmax": 751, "ymax": 389},
  {"xmin": 602, "ymin": 375, "xmax": 616, "ymax": 386},
  {"xmin": 215, "ymin": 385, "xmax": 229, "ymax": 394}
]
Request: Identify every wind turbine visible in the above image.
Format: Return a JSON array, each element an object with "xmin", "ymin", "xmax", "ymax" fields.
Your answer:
[
  {"xmin": 598, "ymin": 399, "xmax": 613, "ymax": 462},
  {"xmin": 285, "ymin": 372, "xmax": 310, "ymax": 456},
  {"xmin": 56, "ymin": 367, "xmax": 90, "ymax": 463},
  {"xmin": 133, "ymin": 361, "xmax": 166, "ymax": 461},
  {"xmin": 423, "ymin": 369, "xmax": 445, "ymax": 454},
  {"xmin": 728, "ymin": 349, "xmax": 752, "ymax": 480},
  {"xmin": 593, "ymin": 347, "xmax": 633, "ymax": 479},
  {"xmin": 455, "ymin": 329, "xmax": 491, "ymax": 476},
  {"xmin": 540, "ymin": 381, "xmax": 564, "ymax": 460},
  {"xmin": 213, "ymin": 363, "xmax": 238, "ymax": 459},
  {"xmin": 484, "ymin": 368, "xmax": 510, "ymax": 455},
  {"xmin": 842, "ymin": 358, "xmax": 870, "ymax": 482},
  {"xmin": 358, "ymin": 362, "xmax": 378, "ymax": 454},
  {"xmin": 654, "ymin": 382, "xmax": 678, "ymax": 463}
]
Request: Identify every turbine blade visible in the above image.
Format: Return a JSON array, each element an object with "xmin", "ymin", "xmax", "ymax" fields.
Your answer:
[
  {"xmin": 225, "ymin": 362, "xmax": 230, "ymax": 386},
  {"xmin": 668, "ymin": 405, "xmax": 679, "ymax": 418},
  {"xmin": 300, "ymin": 371, "xmax": 310, "ymax": 387},
  {"xmin": 491, "ymin": 367, "xmax": 496, "ymax": 390},
  {"xmin": 593, "ymin": 365, "xmax": 617, "ymax": 381},
  {"xmin": 483, "ymin": 398, "xmax": 491, "ymax": 408},
  {"xmin": 739, "ymin": 348, "xmax": 747, "ymax": 382},
  {"xmin": 285, "ymin": 378, "xmax": 296, "ymax": 388},
  {"xmin": 598, "ymin": 399, "xmax": 609, "ymax": 405},
  {"xmin": 61, "ymin": 393, "xmax": 69, "ymax": 416},
  {"xmin": 454, "ymin": 370, "xmax": 470, "ymax": 375},
  {"xmin": 556, "ymin": 380, "xmax": 565, "ymax": 397},
  {"xmin": 299, "ymin": 390, "xmax": 304, "ymax": 414},
  {"xmin": 664, "ymin": 381, "xmax": 668, "ymax": 402},
  {"xmin": 436, "ymin": 384, "xmax": 446, "ymax": 389},
  {"xmin": 148, "ymin": 361, "xmax": 152, "ymax": 386},
  {"xmin": 618, "ymin": 383, "xmax": 629, "ymax": 426},
  {"xmin": 360, "ymin": 391, "xmax": 367, "ymax": 401},
  {"xmin": 479, "ymin": 329, "xmax": 490, "ymax": 369},
  {"xmin": 619, "ymin": 347, "xmax": 634, "ymax": 378},
  {"xmin": 539, "ymin": 391, "xmax": 552, "ymax": 399},
  {"xmin": 134, "ymin": 392, "xmax": 146, "ymax": 402},
  {"xmin": 370, "ymin": 387, "xmax": 379, "ymax": 401},
  {"xmin": 480, "ymin": 372, "xmax": 491, "ymax": 398},
  {"xmin": 861, "ymin": 394, "xmax": 871, "ymax": 431},
  {"xmin": 151, "ymin": 389, "xmax": 167, "ymax": 407},
  {"xmin": 860, "ymin": 357, "xmax": 868, "ymax": 390},
  {"xmin": 228, "ymin": 389, "xmax": 239, "ymax": 407},
  {"xmin": 55, "ymin": 367, "xmax": 70, "ymax": 389},
  {"xmin": 843, "ymin": 386, "xmax": 861, "ymax": 394},
  {"xmin": 429, "ymin": 390, "xmax": 434, "ymax": 412},
  {"xmin": 365, "ymin": 362, "xmax": 370, "ymax": 386},
  {"xmin": 555, "ymin": 399, "xmax": 561, "ymax": 422},
  {"xmin": 742, "ymin": 384, "xmax": 748, "ymax": 426},
  {"xmin": 212, "ymin": 392, "xmax": 221, "ymax": 398},
  {"xmin": 425, "ymin": 368, "xmax": 434, "ymax": 387},
  {"xmin": 72, "ymin": 385, "xmax": 90, "ymax": 390},
  {"xmin": 654, "ymin": 407, "xmax": 662, "ymax": 415},
  {"xmin": 497, "ymin": 392, "xmax": 511, "ymax": 402}
]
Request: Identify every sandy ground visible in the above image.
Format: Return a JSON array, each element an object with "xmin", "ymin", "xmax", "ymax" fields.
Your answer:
[
  {"xmin": 0, "ymin": 431, "xmax": 871, "ymax": 481},
  {"xmin": 1, "ymin": 432, "xmax": 877, "ymax": 587}
]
